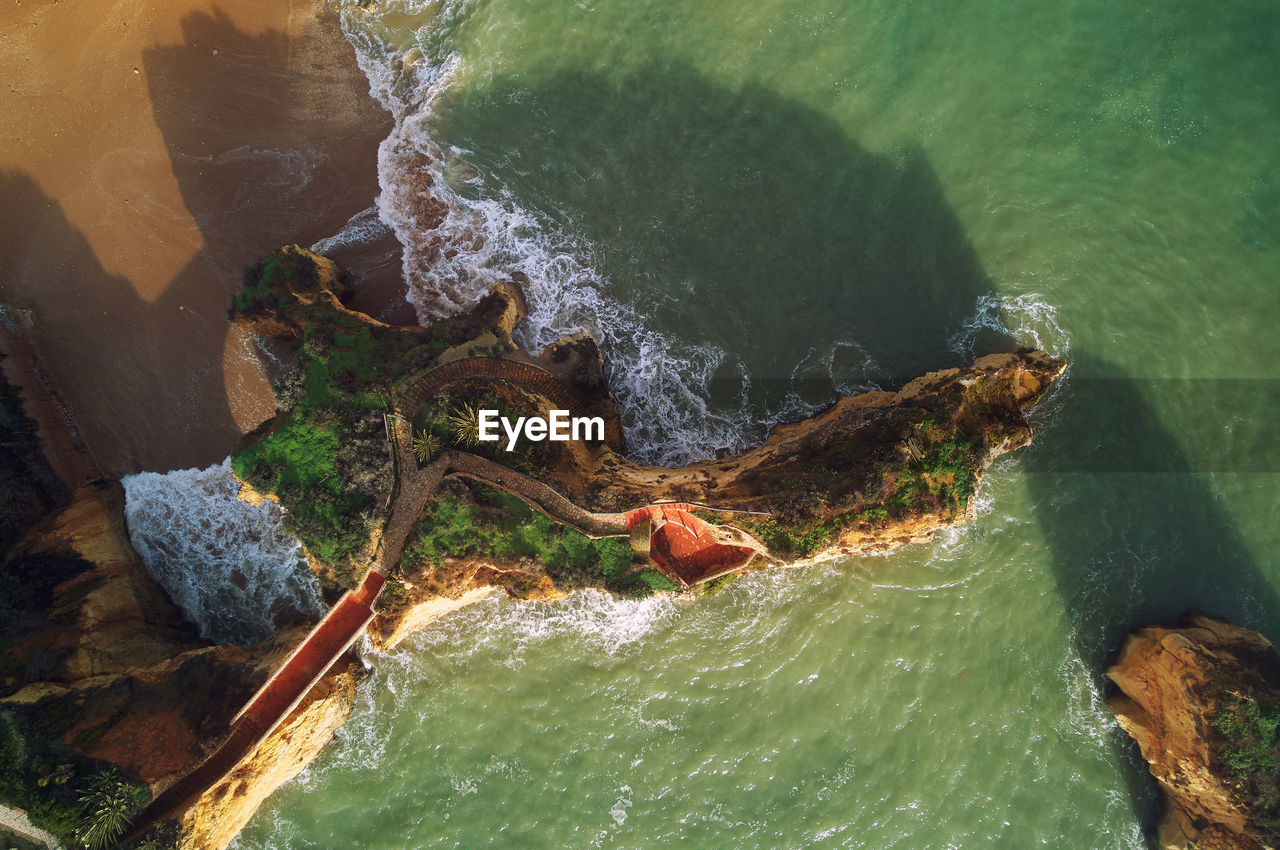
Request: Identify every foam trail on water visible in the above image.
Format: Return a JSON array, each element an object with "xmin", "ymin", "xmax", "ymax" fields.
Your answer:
[
  {"xmin": 309, "ymin": 205, "xmax": 394, "ymax": 256},
  {"xmin": 122, "ymin": 459, "xmax": 324, "ymax": 645},
  {"xmin": 334, "ymin": 2, "xmax": 1068, "ymax": 465},
  {"xmin": 399, "ymin": 589, "xmax": 682, "ymax": 666},
  {"xmin": 950, "ymin": 292, "xmax": 1070, "ymax": 361}
]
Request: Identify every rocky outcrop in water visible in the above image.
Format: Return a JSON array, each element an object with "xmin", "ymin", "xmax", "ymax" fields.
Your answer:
[
  {"xmin": 1108, "ymin": 614, "xmax": 1280, "ymax": 850},
  {"xmin": 230, "ymin": 246, "xmax": 1064, "ymax": 645}
]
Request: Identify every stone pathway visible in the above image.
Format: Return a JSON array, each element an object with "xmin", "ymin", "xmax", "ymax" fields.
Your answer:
[
  {"xmin": 0, "ymin": 805, "xmax": 62, "ymax": 850},
  {"xmin": 128, "ymin": 349, "xmax": 767, "ymax": 836}
]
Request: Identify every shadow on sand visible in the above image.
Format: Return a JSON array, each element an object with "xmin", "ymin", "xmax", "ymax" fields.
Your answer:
[{"xmin": 0, "ymin": 7, "xmax": 387, "ymax": 477}]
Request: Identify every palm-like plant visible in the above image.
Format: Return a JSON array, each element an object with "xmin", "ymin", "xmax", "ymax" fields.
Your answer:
[
  {"xmin": 904, "ymin": 436, "xmax": 925, "ymax": 465},
  {"xmin": 76, "ymin": 769, "xmax": 137, "ymax": 850},
  {"xmin": 447, "ymin": 405, "xmax": 482, "ymax": 448},
  {"xmin": 413, "ymin": 429, "xmax": 441, "ymax": 463}
]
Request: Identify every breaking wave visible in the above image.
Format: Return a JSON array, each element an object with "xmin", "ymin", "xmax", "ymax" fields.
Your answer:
[
  {"xmin": 121, "ymin": 460, "xmax": 324, "ymax": 645},
  {"xmin": 950, "ymin": 292, "xmax": 1070, "ymax": 361},
  {"xmin": 331, "ymin": 1, "xmax": 1069, "ymax": 466}
]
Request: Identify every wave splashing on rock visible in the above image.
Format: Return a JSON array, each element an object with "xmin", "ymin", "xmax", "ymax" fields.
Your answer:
[{"xmin": 122, "ymin": 459, "xmax": 324, "ymax": 645}]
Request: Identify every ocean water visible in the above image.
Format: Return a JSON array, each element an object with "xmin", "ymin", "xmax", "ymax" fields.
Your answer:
[{"xmin": 220, "ymin": 0, "xmax": 1280, "ymax": 845}]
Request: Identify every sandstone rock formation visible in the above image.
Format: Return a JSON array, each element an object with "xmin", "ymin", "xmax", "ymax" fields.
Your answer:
[
  {"xmin": 177, "ymin": 658, "xmax": 361, "ymax": 850},
  {"xmin": 1108, "ymin": 614, "xmax": 1280, "ymax": 850},
  {"xmin": 0, "ymin": 484, "xmax": 360, "ymax": 849},
  {"xmin": 231, "ymin": 247, "xmax": 1065, "ymax": 618}
]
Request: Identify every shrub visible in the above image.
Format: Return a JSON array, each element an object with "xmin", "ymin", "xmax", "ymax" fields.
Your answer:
[
  {"xmin": 399, "ymin": 488, "xmax": 647, "ymax": 594},
  {"xmin": 1213, "ymin": 692, "xmax": 1280, "ymax": 832},
  {"xmin": 856, "ymin": 507, "xmax": 889, "ymax": 526},
  {"xmin": 76, "ymin": 769, "xmax": 139, "ymax": 850},
  {"xmin": 412, "ymin": 430, "xmax": 441, "ymax": 464},
  {"xmin": 229, "ymin": 305, "xmax": 418, "ymax": 591},
  {"xmin": 734, "ymin": 514, "xmax": 847, "ymax": 559},
  {"xmin": 448, "ymin": 405, "xmax": 483, "ymax": 448},
  {"xmin": 920, "ymin": 436, "xmax": 977, "ymax": 513}
]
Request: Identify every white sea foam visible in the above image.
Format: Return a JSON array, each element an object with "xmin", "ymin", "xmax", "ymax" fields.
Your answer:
[
  {"xmin": 309, "ymin": 204, "xmax": 394, "ymax": 255},
  {"xmin": 332, "ymin": 1, "xmax": 775, "ymax": 463},
  {"xmin": 950, "ymin": 292, "xmax": 1070, "ymax": 361},
  {"xmin": 335, "ymin": 2, "xmax": 1071, "ymax": 466},
  {"xmin": 1055, "ymin": 650, "xmax": 1151, "ymax": 849},
  {"xmin": 121, "ymin": 459, "xmax": 324, "ymax": 645},
  {"xmin": 608, "ymin": 785, "xmax": 633, "ymax": 826},
  {"xmin": 397, "ymin": 589, "xmax": 683, "ymax": 665}
]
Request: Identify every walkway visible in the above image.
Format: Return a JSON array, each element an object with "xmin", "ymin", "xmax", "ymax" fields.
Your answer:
[
  {"xmin": 393, "ymin": 356, "xmax": 584, "ymax": 419},
  {"xmin": 624, "ymin": 505, "xmax": 763, "ymax": 586},
  {"xmin": 127, "ymin": 569, "xmax": 384, "ymax": 837},
  {"xmin": 0, "ymin": 804, "xmax": 63, "ymax": 850},
  {"xmin": 128, "ymin": 349, "xmax": 769, "ymax": 838}
]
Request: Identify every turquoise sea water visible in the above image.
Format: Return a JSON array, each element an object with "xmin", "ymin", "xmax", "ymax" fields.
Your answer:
[{"xmin": 232, "ymin": 0, "xmax": 1280, "ymax": 845}]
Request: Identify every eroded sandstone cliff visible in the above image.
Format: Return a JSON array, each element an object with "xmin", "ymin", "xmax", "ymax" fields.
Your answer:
[
  {"xmin": 231, "ymin": 246, "xmax": 1063, "ymax": 608},
  {"xmin": 177, "ymin": 658, "xmax": 360, "ymax": 850},
  {"xmin": 0, "ymin": 484, "xmax": 360, "ymax": 849},
  {"xmin": 1108, "ymin": 614, "xmax": 1280, "ymax": 850}
]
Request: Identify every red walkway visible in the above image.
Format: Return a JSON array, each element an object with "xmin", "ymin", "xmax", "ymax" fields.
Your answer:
[
  {"xmin": 234, "ymin": 569, "xmax": 383, "ymax": 731},
  {"xmin": 129, "ymin": 569, "xmax": 386, "ymax": 836},
  {"xmin": 130, "ymin": 468, "xmax": 762, "ymax": 837},
  {"xmin": 625, "ymin": 505, "xmax": 758, "ymax": 587}
]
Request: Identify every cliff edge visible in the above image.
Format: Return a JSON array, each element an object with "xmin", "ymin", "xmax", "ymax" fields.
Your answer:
[
  {"xmin": 0, "ymin": 484, "xmax": 360, "ymax": 849},
  {"xmin": 229, "ymin": 246, "xmax": 1065, "ymax": 651},
  {"xmin": 1108, "ymin": 614, "xmax": 1280, "ymax": 850}
]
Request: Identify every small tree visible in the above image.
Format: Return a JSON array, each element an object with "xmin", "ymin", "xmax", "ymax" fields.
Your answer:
[{"xmin": 76, "ymin": 769, "xmax": 137, "ymax": 850}]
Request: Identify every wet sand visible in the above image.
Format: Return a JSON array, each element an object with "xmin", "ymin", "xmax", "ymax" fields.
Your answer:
[{"xmin": 0, "ymin": 0, "xmax": 396, "ymax": 479}]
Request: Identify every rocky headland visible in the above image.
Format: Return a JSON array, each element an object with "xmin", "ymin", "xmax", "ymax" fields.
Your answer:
[
  {"xmin": 1, "ymin": 244, "xmax": 1063, "ymax": 848},
  {"xmin": 228, "ymin": 246, "xmax": 1064, "ymax": 648},
  {"xmin": 1109, "ymin": 614, "xmax": 1280, "ymax": 850}
]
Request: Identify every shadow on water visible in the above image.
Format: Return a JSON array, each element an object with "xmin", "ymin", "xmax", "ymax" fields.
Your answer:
[
  {"xmin": 433, "ymin": 61, "xmax": 1013, "ymax": 412},
  {"xmin": 1024, "ymin": 354, "xmax": 1280, "ymax": 837},
  {"xmin": 438, "ymin": 60, "xmax": 1280, "ymax": 840}
]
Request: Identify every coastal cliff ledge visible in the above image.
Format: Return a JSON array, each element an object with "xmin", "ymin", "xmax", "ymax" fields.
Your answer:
[
  {"xmin": 1108, "ymin": 614, "xmax": 1280, "ymax": 850},
  {"xmin": 0, "ymin": 243, "xmax": 1067, "ymax": 847},
  {"xmin": 0, "ymin": 484, "xmax": 359, "ymax": 849},
  {"xmin": 230, "ymin": 246, "xmax": 1065, "ymax": 647}
]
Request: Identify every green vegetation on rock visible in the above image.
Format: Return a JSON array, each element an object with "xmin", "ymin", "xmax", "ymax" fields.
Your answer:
[
  {"xmin": 229, "ymin": 247, "xmax": 317, "ymax": 316},
  {"xmin": 727, "ymin": 413, "xmax": 984, "ymax": 558},
  {"xmin": 1213, "ymin": 692, "xmax": 1280, "ymax": 830},
  {"xmin": 398, "ymin": 485, "xmax": 659, "ymax": 596},
  {"xmin": 230, "ymin": 253, "xmax": 438, "ymax": 591},
  {"xmin": 75, "ymin": 768, "xmax": 143, "ymax": 850},
  {"xmin": 733, "ymin": 513, "xmax": 850, "ymax": 559},
  {"xmin": 0, "ymin": 711, "xmax": 140, "ymax": 846}
]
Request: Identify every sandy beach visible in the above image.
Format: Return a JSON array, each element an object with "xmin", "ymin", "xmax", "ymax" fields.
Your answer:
[{"xmin": 0, "ymin": 0, "xmax": 395, "ymax": 479}]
